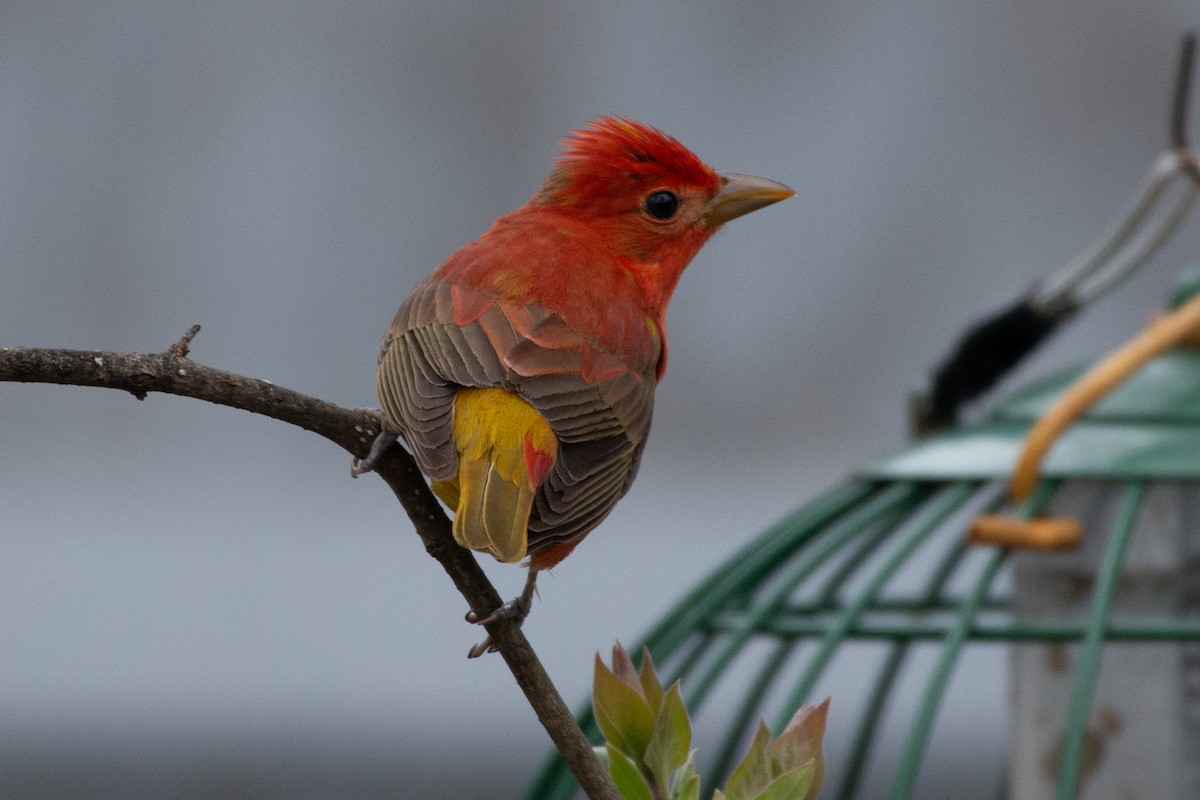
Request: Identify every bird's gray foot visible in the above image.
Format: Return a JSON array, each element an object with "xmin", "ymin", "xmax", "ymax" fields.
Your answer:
[
  {"xmin": 465, "ymin": 569, "xmax": 539, "ymax": 658},
  {"xmin": 351, "ymin": 422, "xmax": 398, "ymax": 477}
]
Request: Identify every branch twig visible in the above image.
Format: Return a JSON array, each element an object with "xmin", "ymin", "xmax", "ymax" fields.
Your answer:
[{"xmin": 0, "ymin": 331, "xmax": 618, "ymax": 800}]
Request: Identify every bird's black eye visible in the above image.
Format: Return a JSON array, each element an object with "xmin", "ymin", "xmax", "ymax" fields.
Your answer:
[{"xmin": 644, "ymin": 190, "xmax": 679, "ymax": 220}]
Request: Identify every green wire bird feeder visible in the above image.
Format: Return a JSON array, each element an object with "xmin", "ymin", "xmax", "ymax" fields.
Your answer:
[{"xmin": 527, "ymin": 35, "xmax": 1200, "ymax": 800}]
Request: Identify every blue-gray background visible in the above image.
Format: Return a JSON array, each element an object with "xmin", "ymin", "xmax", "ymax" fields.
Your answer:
[{"xmin": 3, "ymin": 3, "xmax": 1199, "ymax": 798}]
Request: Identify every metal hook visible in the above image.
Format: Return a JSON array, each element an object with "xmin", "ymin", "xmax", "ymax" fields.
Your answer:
[
  {"xmin": 1032, "ymin": 150, "xmax": 1200, "ymax": 314},
  {"xmin": 1032, "ymin": 35, "xmax": 1200, "ymax": 314}
]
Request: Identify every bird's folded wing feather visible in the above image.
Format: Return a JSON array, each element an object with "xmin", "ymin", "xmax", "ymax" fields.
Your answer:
[{"xmin": 376, "ymin": 278, "xmax": 656, "ymax": 551}]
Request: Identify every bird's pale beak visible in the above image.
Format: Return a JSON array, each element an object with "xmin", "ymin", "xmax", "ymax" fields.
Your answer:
[{"xmin": 705, "ymin": 172, "xmax": 795, "ymax": 225}]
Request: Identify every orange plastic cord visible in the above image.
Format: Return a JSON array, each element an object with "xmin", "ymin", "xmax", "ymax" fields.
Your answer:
[
  {"xmin": 1010, "ymin": 291, "xmax": 1200, "ymax": 502},
  {"xmin": 967, "ymin": 291, "xmax": 1200, "ymax": 550},
  {"xmin": 968, "ymin": 515, "xmax": 1082, "ymax": 550}
]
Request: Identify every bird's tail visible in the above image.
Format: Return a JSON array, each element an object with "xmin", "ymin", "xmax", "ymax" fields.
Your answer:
[{"xmin": 432, "ymin": 387, "xmax": 557, "ymax": 563}]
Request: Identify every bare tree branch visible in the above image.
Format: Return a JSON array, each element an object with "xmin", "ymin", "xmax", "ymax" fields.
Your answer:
[{"xmin": 0, "ymin": 330, "xmax": 618, "ymax": 800}]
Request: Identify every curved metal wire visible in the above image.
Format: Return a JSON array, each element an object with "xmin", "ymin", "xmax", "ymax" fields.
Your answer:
[
  {"xmin": 1034, "ymin": 34, "xmax": 1200, "ymax": 314},
  {"xmin": 1033, "ymin": 151, "xmax": 1200, "ymax": 315},
  {"xmin": 772, "ymin": 481, "xmax": 986, "ymax": 731},
  {"xmin": 883, "ymin": 481, "xmax": 1059, "ymax": 799},
  {"xmin": 1055, "ymin": 481, "xmax": 1146, "ymax": 799}
]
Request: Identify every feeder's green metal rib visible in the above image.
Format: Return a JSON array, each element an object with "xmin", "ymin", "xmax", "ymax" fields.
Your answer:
[
  {"xmin": 782, "ymin": 596, "xmax": 1010, "ymax": 616},
  {"xmin": 1056, "ymin": 481, "xmax": 1146, "ymax": 800},
  {"xmin": 889, "ymin": 547, "xmax": 1007, "ymax": 800},
  {"xmin": 706, "ymin": 616, "xmax": 1200, "ymax": 640},
  {"xmin": 837, "ymin": 486, "xmax": 998, "ymax": 800},
  {"xmin": 889, "ymin": 480, "xmax": 1056, "ymax": 800},
  {"xmin": 640, "ymin": 481, "xmax": 875, "ymax": 658},
  {"xmin": 773, "ymin": 481, "xmax": 981, "ymax": 731},
  {"xmin": 709, "ymin": 639, "xmax": 797, "ymax": 786},
  {"xmin": 812, "ymin": 507, "xmax": 903, "ymax": 606},
  {"xmin": 715, "ymin": 484, "xmax": 981, "ymax": 795},
  {"xmin": 693, "ymin": 482, "xmax": 929, "ymax": 800},
  {"xmin": 687, "ymin": 482, "xmax": 929, "ymax": 714},
  {"xmin": 837, "ymin": 645, "xmax": 907, "ymax": 800},
  {"xmin": 995, "ymin": 620, "xmax": 1200, "ymax": 640},
  {"xmin": 924, "ymin": 535, "xmax": 972, "ymax": 610},
  {"xmin": 662, "ymin": 632, "xmax": 717, "ymax": 687}
]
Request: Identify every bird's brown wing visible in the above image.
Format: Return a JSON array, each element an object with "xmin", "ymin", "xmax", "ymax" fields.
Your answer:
[{"xmin": 376, "ymin": 278, "xmax": 656, "ymax": 555}]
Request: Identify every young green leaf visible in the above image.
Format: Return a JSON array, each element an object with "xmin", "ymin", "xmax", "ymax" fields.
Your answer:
[
  {"xmin": 594, "ymin": 652, "xmax": 656, "ymax": 762},
  {"xmin": 638, "ymin": 646, "xmax": 666, "ymax": 717},
  {"xmin": 751, "ymin": 761, "xmax": 815, "ymax": 800},
  {"xmin": 670, "ymin": 751, "xmax": 699, "ymax": 800},
  {"xmin": 723, "ymin": 721, "xmax": 772, "ymax": 800},
  {"xmin": 674, "ymin": 773, "xmax": 700, "ymax": 800},
  {"xmin": 606, "ymin": 743, "xmax": 655, "ymax": 800},
  {"xmin": 643, "ymin": 682, "xmax": 691, "ymax": 792},
  {"xmin": 611, "ymin": 642, "xmax": 643, "ymax": 693},
  {"xmin": 769, "ymin": 699, "xmax": 829, "ymax": 793}
]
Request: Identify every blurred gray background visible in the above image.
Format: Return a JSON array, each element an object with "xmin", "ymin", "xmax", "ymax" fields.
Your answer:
[{"xmin": 3, "ymin": 2, "xmax": 1200, "ymax": 798}]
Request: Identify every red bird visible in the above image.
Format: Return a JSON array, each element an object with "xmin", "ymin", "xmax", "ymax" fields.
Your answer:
[{"xmin": 354, "ymin": 117, "xmax": 792, "ymax": 655}]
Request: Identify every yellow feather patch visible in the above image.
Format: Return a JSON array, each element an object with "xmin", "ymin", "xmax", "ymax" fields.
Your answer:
[
  {"xmin": 431, "ymin": 479, "xmax": 459, "ymax": 510},
  {"xmin": 448, "ymin": 387, "xmax": 557, "ymax": 563}
]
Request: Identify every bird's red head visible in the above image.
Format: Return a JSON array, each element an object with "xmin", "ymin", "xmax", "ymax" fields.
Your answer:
[
  {"xmin": 540, "ymin": 117, "xmax": 721, "ymax": 215},
  {"xmin": 534, "ymin": 117, "xmax": 793, "ymax": 315}
]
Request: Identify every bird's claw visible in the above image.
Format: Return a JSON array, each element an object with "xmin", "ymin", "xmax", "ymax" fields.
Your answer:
[
  {"xmin": 465, "ymin": 592, "xmax": 533, "ymax": 627},
  {"xmin": 465, "ymin": 595, "xmax": 532, "ymax": 658},
  {"xmin": 466, "ymin": 635, "xmax": 499, "ymax": 659},
  {"xmin": 351, "ymin": 424, "xmax": 398, "ymax": 478},
  {"xmin": 465, "ymin": 570, "xmax": 539, "ymax": 659}
]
